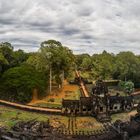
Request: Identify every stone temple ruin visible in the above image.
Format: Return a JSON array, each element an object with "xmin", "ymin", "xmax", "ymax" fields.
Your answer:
[{"xmin": 62, "ymin": 78, "xmax": 134, "ymax": 122}]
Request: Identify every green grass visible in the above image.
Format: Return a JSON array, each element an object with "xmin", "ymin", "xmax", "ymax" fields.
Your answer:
[
  {"xmin": 0, "ymin": 110, "xmax": 19, "ymax": 128},
  {"xmin": 0, "ymin": 105, "xmax": 138, "ymax": 133},
  {"xmin": 108, "ymin": 88, "xmax": 126, "ymax": 96},
  {"xmin": 0, "ymin": 105, "xmax": 49, "ymax": 128},
  {"xmin": 33, "ymin": 102, "xmax": 62, "ymax": 108},
  {"xmin": 0, "ymin": 105, "xmax": 70, "ymax": 130},
  {"xmin": 64, "ymin": 90, "xmax": 81, "ymax": 100},
  {"xmin": 53, "ymin": 98, "xmax": 62, "ymax": 103},
  {"xmin": 44, "ymin": 98, "xmax": 62, "ymax": 103}
]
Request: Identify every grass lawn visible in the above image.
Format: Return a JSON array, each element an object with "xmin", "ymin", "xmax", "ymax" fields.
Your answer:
[
  {"xmin": 0, "ymin": 105, "xmax": 138, "ymax": 133},
  {"xmin": 0, "ymin": 105, "xmax": 49, "ymax": 128},
  {"xmin": 43, "ymin": 96, "xmax": 62, "ymax": 103},
  {"xmin": 64, "ymin": 90, "xmax": 81, "ymax": 100},
  {"xmin": 108, "ymin": 86, "xmax": 126, "ymax": 96},
  {"xmin": 33, "ymin": 102, "xmax": 62, "ymax": 108},
  {"xmin": 0, "ymin": 105, "xmax": 102, "ymax": 131},
  {"xmin": 0, "ymin": 105, "xmax": 68, "ymax": 129}
]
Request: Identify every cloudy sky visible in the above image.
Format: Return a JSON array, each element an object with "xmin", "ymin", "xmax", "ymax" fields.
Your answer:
[{"xmin": 0, "ymin": 0, "xmax": 140, "ymax": 54}]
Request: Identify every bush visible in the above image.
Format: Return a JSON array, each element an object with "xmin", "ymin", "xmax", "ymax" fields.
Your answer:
[{"xmin": 118, "ymin": 81, "xmax": 134, "ymax": 94}]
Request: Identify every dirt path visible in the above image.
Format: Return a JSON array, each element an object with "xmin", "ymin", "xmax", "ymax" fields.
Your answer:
[{"xmin": 28, "ymin": 80, "xmax": 79, "ymax": 106}]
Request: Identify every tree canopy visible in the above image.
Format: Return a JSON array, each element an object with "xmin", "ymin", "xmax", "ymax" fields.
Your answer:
[
  {"xmin": 39, "ymin": 40, "xmax": 75, "ymax": 84},
  {"xmin": 0, "ymin": 65, "xmax": 46, "ymax": 103},
  {"xmin": 76, "ymin": 51, "xmax": 140, "ymax": 84}
]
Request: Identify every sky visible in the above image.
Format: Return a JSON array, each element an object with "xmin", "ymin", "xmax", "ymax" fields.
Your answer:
[{"xmin": 0, "ymin": 0, "xmax": 140, "ymax": 54}]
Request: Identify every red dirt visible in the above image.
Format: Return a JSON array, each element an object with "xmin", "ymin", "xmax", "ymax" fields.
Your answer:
[{"xmin": 28, "ymin": 80, "xmax": 79, "ymax": 105}]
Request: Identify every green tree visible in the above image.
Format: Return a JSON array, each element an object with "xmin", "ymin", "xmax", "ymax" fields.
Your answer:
[
  {"xmin": 113, "ymin": 52, "xmax": 140, "ymax": 82},
  {"xmin": 0, "ymin": 65, "xmax": 46, "ymax": 103},
  {"xmin": 80, "ymin": 55, "xmax": 92, "ymax": 70},
  {"xmin": 75, "ymin": 54, "xmax": 91, "ymax": 70},
  {"xmin": 26, "ymin": 52, "xmax": 49, "ymax": 73},
  {"xmin": 0, "ymin": 52, "xmax": 9, "ymax": 73},
  {"xmin": 91, "ymin": 51, "xmax": 115, "ymax": 79},
  {"xmin": 40, "ymin": 40, "xmax": 75, "ymax": 86},
  {"xmin": 0, "ymin": 42, "xmax": 14, "ymax": 63},
  {"xmin": 12, "ymin": 49, "xmax": 29, "ymax": 66},
  {"xmin": 0, "ymin": 42, "xmax": 15, "ymax": 72}
]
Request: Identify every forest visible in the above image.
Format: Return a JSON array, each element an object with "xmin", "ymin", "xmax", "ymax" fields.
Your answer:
[{"xmin": 0, "ymin": 40, "xmax": 140, "ymax": 103}]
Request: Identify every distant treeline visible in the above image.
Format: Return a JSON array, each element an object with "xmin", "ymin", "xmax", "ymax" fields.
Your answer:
[
  {"xmin": 76, "ymin": 50, "xmax": 140, "ymax": 84},
  {"xmin": 0, "ymin": 40, "xmax": 140, "ymax": 103}
]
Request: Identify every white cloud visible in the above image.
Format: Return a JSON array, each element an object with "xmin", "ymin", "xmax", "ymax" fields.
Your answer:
[{"xmin": 0, "ymin": 0, "xmax": 140, "ymax": 54}]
